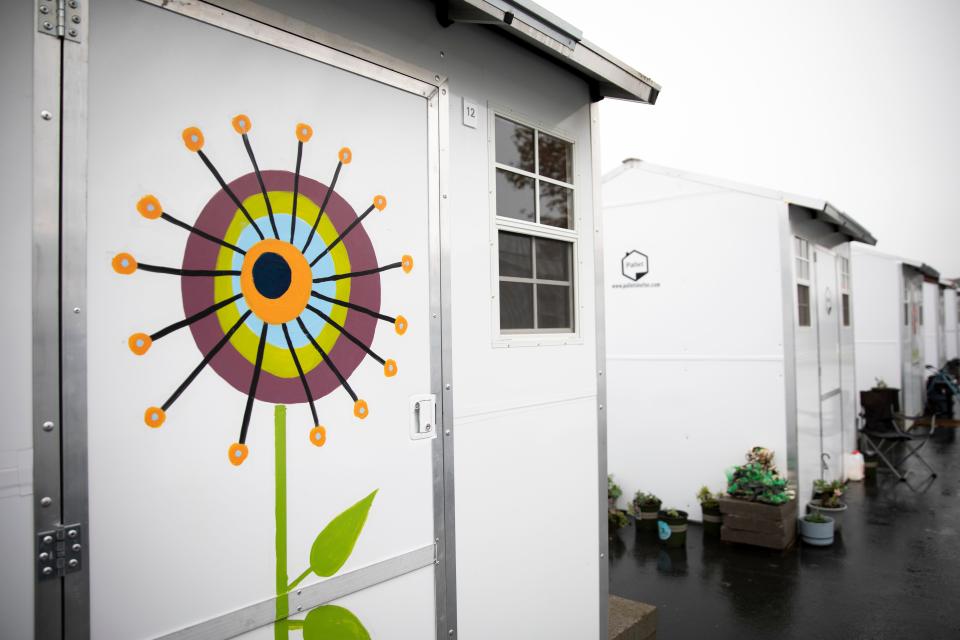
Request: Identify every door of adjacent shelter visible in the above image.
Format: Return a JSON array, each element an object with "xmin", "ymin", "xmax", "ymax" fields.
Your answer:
[
  {"xmin": 814, "ymin": 248, "xmax": 844, "ymax": 482},
  {"xmin": 901, "ymin": 269, "xmax": 925, "ymax": 417},
  {"xmin": 80, "ymin": 1, "xmax": 447, "ymax": 638}
]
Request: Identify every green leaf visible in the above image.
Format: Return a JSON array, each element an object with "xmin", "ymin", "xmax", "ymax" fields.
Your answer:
[
  {"xmin": 310, "ymin": 489, "xmax": 377, "ymax": 577},
  {"xmin": 302, "ymin": 605, "xmax": 371, "ymax": 640}
]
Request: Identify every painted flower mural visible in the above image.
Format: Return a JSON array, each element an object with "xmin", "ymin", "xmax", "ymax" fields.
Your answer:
[
  {"xmin": 113, "ymin": 115, "xmax": 411, "ymax": 465},
  {"xmin": 115, "ymin": 115, "xmax": 413, "ymax": 638}
]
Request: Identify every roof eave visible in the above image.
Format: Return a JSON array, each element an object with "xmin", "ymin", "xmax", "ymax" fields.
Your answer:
[{"xmin": 434, "ymin": 0, "xmax": 660, "ymax": 103}]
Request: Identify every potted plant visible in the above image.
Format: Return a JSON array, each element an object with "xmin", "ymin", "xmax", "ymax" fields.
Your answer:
[
  {"xmin": 608, "ymin": 507, "xmax": 629, "ymax": 540},
  {"xmin": 720, "ymin": 447, "xmax": 798, "ymax": 550},
  {"xmin": 799, "ymin": 511, "xmax": 834, "ymax": 546},
  {"xmin": 657, "ymin": 508, "xmax": 689, "ymax": 548},
  {"xmin": 697, "ymin": 486, "xmax": 722, "ymax": 536},
  {"xmin": 607, "ymin": 475, "xmax": 622, "ymax": 509},
  {"xmin": 629, "ymin": 491, "xmax": 661, "ymax": 532},
  {"xmin": 809, "ymin": 479, "xmax": 847, "ymax": 533}
]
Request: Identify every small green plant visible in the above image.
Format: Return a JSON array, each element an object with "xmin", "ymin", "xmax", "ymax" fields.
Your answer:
[
  {"xmin": 696, "ymin": 486, "xmax": 720, "ymax": 509},
  {"xmin": 726, "ymin": 447, "xmax": 793, "ymax": 505},
  {"xmin": 607, "ymin": 475, "xmax": 623, "ymax": 502},
  {"xmin": 664, "ymin": 508, "xmax": 681, "ymax": 518},
  {"xmin": 608, "ymin": 508, "xmax": 629, "ymax": 532},
  {"xmin": 804, "ymin": 511, "xmax": 828, "ymax": 524},
  {"xmin": 630, "ymin": 490, "xmax": 661, "ymax": 515},
  {"xmin": 813, "ymin": 479, "xmax": 845, "ymax": 508},
  {"xmin": 874, "ymin": 377, "xmax": 888, "ymax": 389}
]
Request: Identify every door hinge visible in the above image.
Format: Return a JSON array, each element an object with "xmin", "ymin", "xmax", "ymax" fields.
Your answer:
[
  {"xmin": 37, "ymin": 0, "xmax": 82, "ymax": 43},
  {"xmin": 37, "ymin": 523, "xmax": 83, "ymax": 580}
]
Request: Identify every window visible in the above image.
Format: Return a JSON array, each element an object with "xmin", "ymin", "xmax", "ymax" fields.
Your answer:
[
  {"xmin": 494, "ymin": 115, "xmax": 576, "ymax": 334},
  {"xmin": 904, "ymin": 283, "xmax": 909, "ymax": 326},
  {"xmin": 840, "ymin": 256, "xmax": 851, "ymax": 327},
  {"xmin": 795, "ymin": 237, "xmax": 811, "ymax": 327}
]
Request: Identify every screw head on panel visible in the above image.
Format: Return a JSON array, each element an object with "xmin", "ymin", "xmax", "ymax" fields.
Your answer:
[
  {"xmin": 445, "ymin": 429, "xmax": 451, "ymax": 436},
  {"xmin": 42, "ymin": 567, "xmax": 54, "ymax": 576},
  {"xmin": 42, "ymin": 535, "xmax": 53, "ymax": 545},
  {"xmin": 40, "ymin": 110, "xmax": 52, "ymax": 121},
  {"xmin": 42, "ymin": 421, "xmax": 54, "ymax": 432},
  {"xmin": 40, "ymin": 5, "xmax": 50, "ymax": 13},
  {"xmin": 42, "ymin": 21, "xmax": 53, "ymax": 31},
  {"xmin": 73, "ymin": 307, "xmax": 81, "ymax": 314},
  {"xmin": 40, "ymin": 497, "xmax": 52, "ymax": 507},
  {"xmin": 67, "ymin": 529, "xmax": 78, "ymax": 539},
  {"xmin": 445, "ymin": 384, "xmax": 451, "ymax": 391},
  {"xmin": 39, "ymin": 552, "xmax": 51, "ymax": 561},
  {"xmin": 71, "ymin": 14, "xmax": 80, "ymax": 23},
  {"xmin": 69, "ymin": 0, "xmax": 79, "ymax": 7},
  {"xmin": 72, "ymin": 543, "xmax": 82, "ymax": 552},
  {"xmin": 67, "ymin": 559, "xmax": 79, "ymax": 568},
  {"xmin": 68, "ymin": 29, "xmax": 78, "ymax": 37}
]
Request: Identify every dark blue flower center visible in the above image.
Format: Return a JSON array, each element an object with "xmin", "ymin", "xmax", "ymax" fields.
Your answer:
[{"xmin": 252, "ymin": 252, "xmax": 291, "ymax": 299}]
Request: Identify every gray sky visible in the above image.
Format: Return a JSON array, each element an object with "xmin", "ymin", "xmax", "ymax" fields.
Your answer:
[{"xmin": 539, "ymin": 0, "xmax": 960, "ymax": 275}]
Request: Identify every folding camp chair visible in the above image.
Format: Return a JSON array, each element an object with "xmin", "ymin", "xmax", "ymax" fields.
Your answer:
[{"xmin": 859, "ymin": 389, "xmax": 938, "ymax": 483}]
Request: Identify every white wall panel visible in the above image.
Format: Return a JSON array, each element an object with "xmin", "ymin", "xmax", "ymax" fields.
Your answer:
[{"xmin": 945, "ymin": 289, "xmax": 959, "ymax": 360}]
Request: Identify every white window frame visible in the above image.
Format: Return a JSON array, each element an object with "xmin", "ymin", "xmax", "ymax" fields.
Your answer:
[
  {"xmin": 839, "ymin": 255, "xmax": 851, "ymax": 327},
  {"xmin": 487, "ymin": 105, "xmax": 581, "ymax": 346},
  {"xmin": 794, "ymin": 236, "xmax": 812, "ymax": 328}
]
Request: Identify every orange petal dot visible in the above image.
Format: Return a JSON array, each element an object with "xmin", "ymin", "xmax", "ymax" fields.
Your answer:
[
  {"xmin": 112, "ymin": 252, "xmax": 137, "ymax": 275},
  {"xmin": 354, "ymin": 399, "xmax": 369, "ymax": 419},
  {"xmin": 128, "ymin": 333, "xmax": 152, "ymax": 355},
  {"xmin": 182, "ymin": 126, "xmax": 204, "ymax": 152},
  {"xmin": 144, "ymin": 406, "xmax": 165, "ymax": 428},
  {"xmin": 231, "ymin": 114, "xmax": 251, "ymax": 134},
  {"xmin": 228, "ymin": 442, "xmax": 249, "ymax": 466},
  {"xmin": 401, "ymin": 255, "xmax": 413, "ymax": 273},
  {"xmin": 394, "ymin": 315, "xmax": 408, "ymax": 336},
  {"xmin": 309, "ymin": 425, "xmax": 327, "ymax": 447},
  {"xmin": 136, "ymin": 195, "xmax": 162, "ymax": 220},
  {"xmin": 384, "ymin": 359, "xmax": 398, "ymax": 377},
  {"xmin": 373, "ymin": 195, "xmax": 387, "ymax": 211},
  {"xmin": 339, "ymin": 147, "xmax": 352, "ymax": 164},
  {"xmin": 296, "ymin": 123, "xmax": 313, "ymax": 142}
]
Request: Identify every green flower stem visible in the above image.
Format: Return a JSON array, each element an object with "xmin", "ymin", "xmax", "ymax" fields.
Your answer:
[
  {"xmin": 288, "ymin": 566, "xmax": 312, "ymax": 592},
  {"xmin": 275, "ymin": 405, "xmax": 288, "ymax": 640}
]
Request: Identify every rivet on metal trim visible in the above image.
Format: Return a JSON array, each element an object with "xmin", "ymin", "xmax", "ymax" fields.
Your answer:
[
  {"xmin": 42, "ymin": 421, "xmax": 54, "ymax": 432},
  {"xmin": 40, "ymin": 497, "xmax": 52, "ymax": 507},
  {"xmin": 41, "ymin": 110, "xmax": 52, "ymax": 120},
  {"xmin": 73, "ymin": 307, "xmax": 81, "ymax": 314}
]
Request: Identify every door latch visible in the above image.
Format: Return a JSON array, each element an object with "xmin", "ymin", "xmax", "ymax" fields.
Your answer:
[{"xmin": 409, "ymin": 394, "xmax": 437, "ymax": 440}]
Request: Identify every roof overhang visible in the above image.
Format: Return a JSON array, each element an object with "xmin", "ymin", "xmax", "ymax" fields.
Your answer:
[
  {"xmin": 921, "ymin": 263, "xmax": 941, "ymax": 280},
  {"xmin": 785, "ymin": 194, "xmax": 877, "ymax": 246},
  {"xmin": 433, "ymin": 0, "xmax": 660, "ymax": 103}
]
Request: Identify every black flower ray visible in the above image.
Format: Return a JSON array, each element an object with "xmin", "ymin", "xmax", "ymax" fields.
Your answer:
[
  {"xmin": 161, "ymin": 310, "xmax": 251, "ymax": 412},
  {"xmin": 241, "ymin": 132, "xmax": 280, "ymax": 239},
  {"xmin": 238, "ymin": 323, "xmax": 269, "ymax": 445},
  {"xmin": 304, "ymin": 304, "xmax": 385, "ymax": 365},
  {"xmin": 313, "ymin": 261, "xmax": 402, "ymax": 283},
  {"xmin": 290, "ymin": 140, "xmax": 304, "ymax": 244},
  {"xmin": 310, "ymin": 291, "xmax": 396, "ymax": 324},
  {"xmin": 151, "ymin": 293, "xmax": 243, "ymax": 342},
  {"xmin": 310, "ymin": 204, "xmax": 375, "ymax": 267},
  {"xmin": 196, "ymin": 148, "xmax": 265, "ymax": 240},
  {"xmin": 281, "ymin": 323, "xmax": 319, "ymax": 426},
  {"xmin": 136, "ymin": 262, "xmax": 239, "ymax": 277},
  {"xmin": 296, "ymin": 316, "xmax": 358, "ymax": 402},
  {"xmin": 302, "ymin": 160, "xmax": 343, "ymax": 254},
  {"xmin": 160, "ymin": 211, "xmax": 246, "ymax": 255}
]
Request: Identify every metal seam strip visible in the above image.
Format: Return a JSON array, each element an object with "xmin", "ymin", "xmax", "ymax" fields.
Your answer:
[{"xmin": 158, "ymin": 545, "xmax": 435, "ymax": 640}]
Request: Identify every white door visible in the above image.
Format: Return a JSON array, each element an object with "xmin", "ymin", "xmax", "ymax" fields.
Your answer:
[
  {"xmin": 815, "ymin": 248, "xmax": 843, "ymax": 482},
  {"xmin": 85, "ymin": 1, "xmax": 442, "ymax": 638},
  {"xmin": 901, "ymin": 270, "xmax": 925, "ymax": 416}
]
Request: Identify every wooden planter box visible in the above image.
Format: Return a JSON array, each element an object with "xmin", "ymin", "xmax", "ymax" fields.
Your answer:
[{"xmin": 719, "ymin": 496, "xmax": 797, "ymax": 550}]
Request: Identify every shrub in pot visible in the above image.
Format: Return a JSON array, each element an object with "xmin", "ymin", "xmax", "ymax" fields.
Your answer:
[
  {"xmin": 726, "ymin": 447, "xmax": 793, "ymax": 505},
  {"xmin": 697, "ymin": 486, "xmax": 722, "ymax": 536},
  {"xmin": 608, "ymin": 507, "xmax": 629, "ymax": 540},
  {"xmin": 630, "ymin": 491, "xmax": 662, "ymax": 532},
  {"xmin": 607, "ymin": 475, "xmax": 622, "ymax": 510},
  {"xmin": 799, "ymin": 511, "xmax": 834, "ymax": 546},
  {"xmin": 808, "ymin": 479, "xmax": 847, "ymax": 533},
  {"xmin": 657, "ymin": 508, "xmax": 689, "ymax": 548}
]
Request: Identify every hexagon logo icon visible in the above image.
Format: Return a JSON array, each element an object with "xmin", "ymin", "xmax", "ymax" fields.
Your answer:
[{"xmin": 621, "ymin": 250, "xmax": 649, "ymax": 281}]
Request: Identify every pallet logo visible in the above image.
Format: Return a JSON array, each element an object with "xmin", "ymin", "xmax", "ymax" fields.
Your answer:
[{"xmin": 621, "ymin": 249, "xmax": 649, "ymax": 281}]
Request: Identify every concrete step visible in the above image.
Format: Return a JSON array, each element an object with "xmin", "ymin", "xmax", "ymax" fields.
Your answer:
[{"xmin": 609, "ymin": 595, "xmax": 657, "ymax": 640}]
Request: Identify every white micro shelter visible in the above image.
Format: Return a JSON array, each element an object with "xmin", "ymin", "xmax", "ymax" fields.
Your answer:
[
  {"xmin": 602, "ymin": 160, "xmax": 876, "ymax": 516},
  {"xmin": 850, "ymin": 246, "xmax": 940, "ymax": 418},
  {"xmin": 0, "ymin": 2, "xmax": 660, "ymax": 639},
  {"xmin": 945, "ymin": 280, "xmax": 959, "ymax": 361},
  {"xmin": 922, "ymin": 276, "xmax": 946, "ymax": 371}
]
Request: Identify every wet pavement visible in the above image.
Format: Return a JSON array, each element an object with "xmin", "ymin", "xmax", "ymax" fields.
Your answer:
[{"xmin": 608, "ymin": 442, "xmax": 960, "ymax": 639}]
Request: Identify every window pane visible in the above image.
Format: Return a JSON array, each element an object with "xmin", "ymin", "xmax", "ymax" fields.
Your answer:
[
  {"xmin": 498, "ymin": 231, "xmax": 533, "ymax": 278},
  {"xmin": 539, "ymin": 182, "xmax": 573, "ymax": 229},
  {"xmin": 495, "ymin": 116, "xmax": 535, "ymax": 172},
  {"xmin": 535, "ymin": 237, "xmax": 571, "ymax": 282},
  {"xmin": 537, "ymin": 284, "xmax": 572, "ymax": 329},
  {"xmin": 496, "ymin": 169, "xmax": 535, "ymax": 222},
  {"xmin": 538, "ymin": 132, "xmax": 572, "ymax": 183},
  {"xmin": 797, "ymin": 284, "xmax": 811, "ymax": 326},
  {"xmin": 500, "ymin": 281, "xmax": 534, "ymax": 329},
  {"xmin": 842, "ymin": 293, "xmax": 850, "ymax": 327}
]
